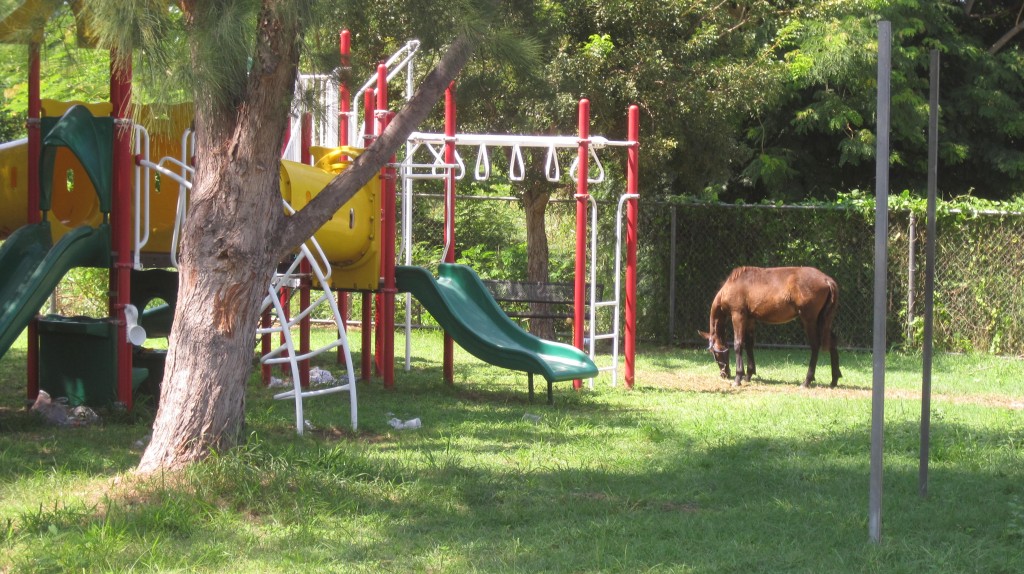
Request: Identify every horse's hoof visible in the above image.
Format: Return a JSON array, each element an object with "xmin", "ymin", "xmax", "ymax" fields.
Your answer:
[
  {"xmin": 731, "ymin": 380, "xmax": 742, "ymax": 387},
  {"xmin": 743, "ymin": 375, "xmax": 752, "ymax": 383},
  {"xmin": 830, "ymin": 381, "xmax": 838, "ymax": 388},
  {"xmin": 800, "ymin": 381, "xmax": 812, "ymax": 389}
]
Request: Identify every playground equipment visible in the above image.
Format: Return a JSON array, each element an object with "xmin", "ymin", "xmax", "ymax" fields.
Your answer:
[
  {"xmin": 2, "ymin": 16, "xmax": 637, "ymax": 422},
  {"xmin": 310, "ymin": 32, "xmax": 640, "ymax": 396},
  {"xmin": 0, "ymin": 12, "xmax": 366, "ymax": 432}
]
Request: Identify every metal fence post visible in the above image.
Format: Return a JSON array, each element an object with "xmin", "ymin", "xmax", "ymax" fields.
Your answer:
[
  {"xmin": 907, "ymin": 211, "xmax": 916, "ymax": 346},
  {"xmin": 669, "ymin": 205, "xmax": 677, "ymax": 344}
]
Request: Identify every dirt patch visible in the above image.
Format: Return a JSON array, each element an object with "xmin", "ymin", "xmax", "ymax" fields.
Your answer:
[{"xmin": 640, "ymin": 370, "xmax": 1023, "ymax": 409}]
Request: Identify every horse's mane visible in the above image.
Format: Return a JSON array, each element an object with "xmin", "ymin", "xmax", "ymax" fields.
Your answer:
[{"xmin": 726, "ymin": 266, "xmax": 757, "ymax": 283}]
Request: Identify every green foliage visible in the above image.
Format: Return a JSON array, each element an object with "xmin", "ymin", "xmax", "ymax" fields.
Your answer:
[
  {"xmin": 0, "ymin": 105, "xmax": 20, "ymax": 140},
  {"xmin": 54, "ymin": 267, "xmax": 109, "ymax": 317},
  {"xmin": 740, "ymin": 0, "xmax": 1024, "ymax": 201}
]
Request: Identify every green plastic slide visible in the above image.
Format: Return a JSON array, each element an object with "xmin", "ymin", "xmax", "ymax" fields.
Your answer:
[
  {"xmin": 395, "ymin": 264, "xmax": 598, "ymax": 398},
  {"xmin": 0, "ymin": 222, "xmax": 111, "ymax": 358}
]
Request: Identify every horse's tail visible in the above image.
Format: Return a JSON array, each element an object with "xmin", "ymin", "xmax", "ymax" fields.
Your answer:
[{"xmin": 818, "ymin": 277, "xmax": 839, "ymax": 347}]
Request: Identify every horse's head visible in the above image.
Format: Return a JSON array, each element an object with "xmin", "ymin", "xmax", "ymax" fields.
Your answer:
[{"xmin": 698, "ymin": 329, "xmax": 730, "ymax": 379}]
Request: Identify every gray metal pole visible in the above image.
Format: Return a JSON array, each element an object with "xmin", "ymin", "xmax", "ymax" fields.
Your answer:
[
  {"xmin": 669, "ymin": 205, "xmax": 677, "ymax": 344},
  {"xmin": 919, "ymin": 49, "xmax": 939, "ymax": 498},
  {"xmin": 869, "ymin": 20, "xmax": 892, "ymax": 545},
  {"xmin": 907, "ymin": 211, "xmax": 916, "ymax": 345}
]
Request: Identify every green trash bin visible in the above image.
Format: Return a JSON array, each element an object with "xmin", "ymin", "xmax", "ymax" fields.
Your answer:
[{"xmin": 37, "ymin": 315, "xmax": 147, "ymax": 407}]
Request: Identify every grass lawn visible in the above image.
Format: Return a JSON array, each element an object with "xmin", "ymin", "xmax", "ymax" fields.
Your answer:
[{"xmin": 1, "ymin": 327, "xmax": 1022, "ymax": 572}]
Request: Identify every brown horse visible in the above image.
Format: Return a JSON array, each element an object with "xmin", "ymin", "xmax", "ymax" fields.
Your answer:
[{"xmin": 699, "ymin": 266, "xmax": 841, "ymax": 388}]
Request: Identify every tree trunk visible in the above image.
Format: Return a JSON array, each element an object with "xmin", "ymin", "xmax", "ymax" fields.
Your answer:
[
  {"xmin": 522, "ymin": 162, "xmax": 554, "ymax": 340},
  {"xmin": 138, "ymin": 1, "xmax": 300, "ymax": 473},
  {"xmin": 137, "ymin": 3, "xmax": 479, "ymax": 473}
]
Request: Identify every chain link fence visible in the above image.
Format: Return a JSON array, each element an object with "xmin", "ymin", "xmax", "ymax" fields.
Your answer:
[{"xmin": 642, "ymin": 202, "xmax": 1024, "ymax": 355}]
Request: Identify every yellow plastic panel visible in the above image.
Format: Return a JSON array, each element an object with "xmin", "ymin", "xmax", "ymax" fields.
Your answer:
[
  {"xmin": 135, "ymin": 103, "xmax": 194, "ymax": 254},
  {"xmin": 279, "ymin": 149, "xmax": 381, "ymax": 291},
  {"xmin": 41, "ymin": 99, "xmax": 112, "ymax": 118},
  {"xmin": 45, "ymin": 146, "xmax": 104, "ymax": 238},
  {"xmin": 0, "ymin": 138, "xmax": 28, "ymax": 237}
]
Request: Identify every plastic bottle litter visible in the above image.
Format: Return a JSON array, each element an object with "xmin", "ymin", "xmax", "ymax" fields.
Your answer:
[
  {"xmin": 70, "ymin": 405, "xmax": 100, "ymax": 426},
  {"xmin": 30, "ymin": 390, "xmax": 69, "ymax": 426},
  {"xmin": 309, "ymin": 367, "xmax": 335, "ymax": 386},
  {"xmin": 133, "ymin": 433, "xmax": 152, "ymax": 450},
  {"xmin": 29, "ymin": 391, "xmax": 101, "ymax": 427},
  {"xmin": 386, "ymin": 414, "xmax": 422, "ymax": 430},
  {"xmin": 267, "ymin": 376, "xmax": 289, "ymax": 389}
]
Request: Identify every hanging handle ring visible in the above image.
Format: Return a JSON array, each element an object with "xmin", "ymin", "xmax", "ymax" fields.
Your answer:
[
  {"xmin": 474, "ymin": 144, "xmax": 490, "ymax": 180},
  {"xmin": 544, "ymin": 144, "xmax": 561, "ymax": 182}
]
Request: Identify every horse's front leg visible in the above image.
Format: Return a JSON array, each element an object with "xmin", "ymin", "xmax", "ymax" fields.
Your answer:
[
  {"xmin": 744, "ymin": 330, "xmax": 756, "ymax": 382},
  {"xmin": 732, "ymin": 338, "xmax": 745, "ymax": 387},
  {"xmin": 828, "ymin": 327, "xmax": 841, "ymax": 387}
]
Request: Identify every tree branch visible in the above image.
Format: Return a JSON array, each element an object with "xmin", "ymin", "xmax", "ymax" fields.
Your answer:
[
  {"xmin": 275, "ymin": 33, "xmax": 478, "ymax": 257},
  {"xmin": 989, "ymin": 20, "xmax": 1024, "ymax": 54}
]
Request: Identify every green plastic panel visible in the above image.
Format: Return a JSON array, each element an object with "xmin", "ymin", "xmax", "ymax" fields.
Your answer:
[{"xmin": 39, "ymin": 104, "xmax": 114, "ymax": 213}]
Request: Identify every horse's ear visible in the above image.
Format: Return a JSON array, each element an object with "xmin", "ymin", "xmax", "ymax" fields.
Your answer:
[{"xmin": 697, "ymin": 330, "xmax": 711, "ymax": 340}]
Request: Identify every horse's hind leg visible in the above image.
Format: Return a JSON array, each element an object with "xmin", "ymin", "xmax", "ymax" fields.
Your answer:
[
  {"xmin": 744, "ymin": 330, "xmax": 756, "ymax": 382},
  {"xmin": 801, "ymin": 317, "xmax": 820, "ymax": 388},
  {"xmin": 828, "ymin": 328, "xmax": 841, "ymax": 387},
  {"xmin": 732, "ymin": 339, "xmax": 745, "ymax": 387}
]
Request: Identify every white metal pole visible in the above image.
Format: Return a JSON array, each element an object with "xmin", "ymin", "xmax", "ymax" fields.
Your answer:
[{"xmin": 869, "ymin": 19, "xmax": 892, "ymax": 545}]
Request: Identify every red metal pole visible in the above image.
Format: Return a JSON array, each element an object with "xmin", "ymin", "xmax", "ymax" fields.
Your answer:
[
  {"xmin": 573, "ymin": 99, "xmax": 590, "ymax": 390},
  {"xmin": 625, "ymin": 105, "xmax": 640, "ymax": 389},
  {"xmin": 360, "ymin": 89, "xmax": 374, "ymax": 383},
  {"xmin": 339, "ymin": 30, "xmax": 351, "ymax": 149},
  {"xmin": 111, "ymin": 50, "xmax": 134, "ymax": 409},
  {"xmin": 442, "ymin": 82, "xmax": 456, "ymax": 384},
  {"xmin": 377, "ymin": 64, "xmax": 397, "ymax": 389},
  {"xmin": 26, "ymin": 41, "xmax": 41, "ymax": 402},
  {"xmin": 372, "ymin": 68, "xmax": 385, "ymax": 377},
  {"xmin": 299, "ymin": 112, "xmax": 313, "ymax": 389},
  {"xmin": 336, "ymin": 29, "xmax": 351, "ymax": 363}
]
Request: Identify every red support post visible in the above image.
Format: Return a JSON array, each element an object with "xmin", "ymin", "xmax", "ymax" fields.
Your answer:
[
  {"xmin": 26, "ymin": 42, "xmax": 41, "ymax": 402},
  {"xmin": 625, "ymin": 105, "xmax": 640, "ymax": 389},
  {"xmin": 110, "ymin": 51, "xmax": 134, "ymax": 409},
  {"xmin": 299, "ymin": 112, "xmax": 313, "ymax": 389},
  {"xmin": 573, "ymin": 99, "xmax": 590, "ymax": 390},
  {"xmin": 442, "ymin": 82, "xmax": 456, "ymax": 384},
  {"xmin": 372, "ymin": 68, "xmax": 385, "ymax": 377},
  {"xmin": 360, "ymin": 89, "xmax": 374, "ymax": 383},
  {"xmin": 336, "ymin": 29, "xmax": 352, "ymax": 364},
  {"xmin": 377, "ymin": 65, "xmax": 397, "ymax": 389},
  {"xmin": 339, "ymin": 30, "xmax": 351, "ymax": 149}
]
